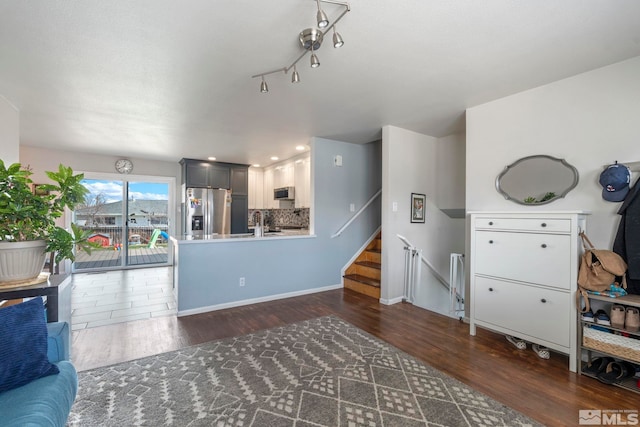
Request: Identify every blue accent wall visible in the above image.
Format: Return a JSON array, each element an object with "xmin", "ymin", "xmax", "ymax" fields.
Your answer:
[{"xmin": 176, "ymin": 137, "xmax": 382, "ymax": 314}]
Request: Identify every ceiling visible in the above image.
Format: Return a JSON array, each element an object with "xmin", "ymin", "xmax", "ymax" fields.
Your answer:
[{"xmin": 2, "ymin": 1, "xmax": 640, "ymax": 167}]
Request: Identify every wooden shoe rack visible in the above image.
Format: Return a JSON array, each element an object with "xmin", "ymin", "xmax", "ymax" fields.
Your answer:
[{"xmin": 578, "ymin": 293, "xmax": 640, "ymax": 394}]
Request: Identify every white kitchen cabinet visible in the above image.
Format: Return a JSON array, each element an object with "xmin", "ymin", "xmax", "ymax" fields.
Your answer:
[
  {"xmin": 248, "ymin": 168, "xmax": 264, "ymax": 209},
  {"xmin": 469, "ymin": 211, "xmax": 588, "ymax": 372},
  {"xmin": 262, "ymin": 168, "xmax": 275, "ymax": 209},
  {"xmin": 273, "ymin": 163, "xmax": 294, "ymax": 189},
  {"xmin": 294, "ymin": 157, "xmax": 310, "ymax": 208}
]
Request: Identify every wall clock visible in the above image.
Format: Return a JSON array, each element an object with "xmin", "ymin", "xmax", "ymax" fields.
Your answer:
[{"xmin": 115, "ymin": 158, "xmax": 133, "ymax": 174}]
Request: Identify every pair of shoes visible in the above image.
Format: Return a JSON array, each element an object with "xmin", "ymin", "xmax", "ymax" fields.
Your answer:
[
  {"xmin": 597, "ymin": 360, "xmax": 638, "ymax": 385},
  {"xmin": 610, "ymin": 305, "xmax": 640, "ymax": 331},
  {"xmin": 532, "ymin": 344, "xmax": 550, "ymax": 359},
  {"xmin": 582, "ymin": 356, "xmax": 614, "ymax": 375},
  {"xmin": 626, "ymin": 307, "xmax": 640, "ymax": 332},
  {"xmin": 611, "ymin": 305, "xmax": 626, "ymax": 328},
  {"xmin": 506, "ymin": 335, "xmax": 526, "ymax": 350},
  {"xmin": 595, "ymin": 309, "xmax": 611, "ymax": 326},
  {"xmin": 581, "ymin": 310, "xmax": 595, "ymax": 322}
]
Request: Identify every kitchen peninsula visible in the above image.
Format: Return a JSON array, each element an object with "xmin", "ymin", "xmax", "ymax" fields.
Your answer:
[{"xmin": 170, "ymin": 228, "xmax": 322, "ymax": 317}]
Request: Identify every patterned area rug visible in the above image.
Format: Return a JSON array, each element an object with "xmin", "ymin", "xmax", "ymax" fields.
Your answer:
[{"xmin": 68, "ymin": 316, "xmax": 540, "ymax": 426}]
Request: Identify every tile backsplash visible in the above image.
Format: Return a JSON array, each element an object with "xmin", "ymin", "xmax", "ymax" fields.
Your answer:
[{"xmin": 248, "ymin": 208, "xmax": 309, "ymax": 229}]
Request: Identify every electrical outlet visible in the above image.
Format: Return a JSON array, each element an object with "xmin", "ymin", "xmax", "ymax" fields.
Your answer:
[
  {"xmin": 350, "ymin": 203, "xmax": 355, "ymax": 212},
  {"xmin": 239, "ymin": 277, "xmax": 245, "ymax": 287}
]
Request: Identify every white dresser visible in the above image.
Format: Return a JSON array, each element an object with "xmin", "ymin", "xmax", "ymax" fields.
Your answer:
[{"xmin": 469, "ymin": 211, "xmax": 587, "ymax": 372}]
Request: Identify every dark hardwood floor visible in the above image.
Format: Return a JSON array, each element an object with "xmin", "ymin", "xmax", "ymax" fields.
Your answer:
[{"xmin": 72, "ymin": 288, "xmax": 639, "ymax": 426}]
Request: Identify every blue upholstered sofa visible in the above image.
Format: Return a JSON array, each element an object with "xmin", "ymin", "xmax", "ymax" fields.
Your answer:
[{"xmin": 0, "ymin": 321, "xmax": 78, "ymax": 427}]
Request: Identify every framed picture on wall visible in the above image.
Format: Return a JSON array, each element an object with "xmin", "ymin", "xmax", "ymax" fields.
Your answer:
[{"xmin": 410, "ymin": 193, "xmax": 426, "ymax": 223}]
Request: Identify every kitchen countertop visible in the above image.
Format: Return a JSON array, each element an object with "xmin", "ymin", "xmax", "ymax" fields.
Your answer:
[{"xmin": 172, "ymin": 229, "xmax": 313, "ymax": 244}]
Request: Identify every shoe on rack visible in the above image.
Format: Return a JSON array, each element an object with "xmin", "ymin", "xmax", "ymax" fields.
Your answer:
[
  {"xmin": 581, "ymin": 310, "xmax": 595, "ymax": 323},
  {"xmin": 611, "ymin": 304, "xmax": 626, "ymax": 329},
  {"xmin": 626, "ymin": 307, "xmax": 640, "ymax": 332},
  {"xmin": 597, "ymin": 361, "xmax": 637, "ymax": 385},
  {"xmin": 595, "ymin": 309, "xmax": 611, "ymax": 326}
]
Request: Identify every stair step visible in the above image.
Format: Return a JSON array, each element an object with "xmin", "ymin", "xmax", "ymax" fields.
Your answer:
[
  {"xmin": 344, "ymin": 274, "xmax": 380, "ymax": 288},
  {"xmin": 367, "ymin": 248, "xmax": 381, "ymax": 254},
  {"xmin": 355, "ymin": 261, "xmax": 380, "ymax": 269}
]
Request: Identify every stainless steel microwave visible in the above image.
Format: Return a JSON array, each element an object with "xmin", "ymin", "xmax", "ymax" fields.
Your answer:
[{"xmin": 274, "ymin": 186, "xmax": 295, "ymax": 200}]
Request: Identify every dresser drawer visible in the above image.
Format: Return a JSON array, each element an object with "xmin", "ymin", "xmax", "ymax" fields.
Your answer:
[
  {"xmin": 474, "ymin": 231, "xmax": 571, "ymax": 289},
  {"xmin": 474, "ymin": 217, "xmax": 570, "ymax": 233},
  {"xmin": 473, "ymin": 276, "xmax": 570, "ymax": 347}
]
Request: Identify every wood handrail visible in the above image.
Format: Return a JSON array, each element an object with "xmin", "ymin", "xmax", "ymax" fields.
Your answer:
[{"xmin": 331, "ymin": 189, "xmax": 381, "ymax": 238}]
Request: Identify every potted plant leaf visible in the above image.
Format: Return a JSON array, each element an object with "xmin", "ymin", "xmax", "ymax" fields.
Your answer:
[{"xmin": 0, "ymin": 160, "xmax": 95, "ymax": 285}]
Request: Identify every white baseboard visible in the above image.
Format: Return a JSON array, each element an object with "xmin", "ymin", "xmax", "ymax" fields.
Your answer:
[
  {"xmin": 177, "ymin": 284, "xmax": 342, "ymax": 317},
  {"xmin": 379, "ymin": 296, "xmax": 404, "ymax": 305}
]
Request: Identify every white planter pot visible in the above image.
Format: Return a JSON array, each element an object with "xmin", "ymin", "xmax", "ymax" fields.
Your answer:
[{"xmin": 0, "ymin": 240, "xmax": 48, "ymax": 285}]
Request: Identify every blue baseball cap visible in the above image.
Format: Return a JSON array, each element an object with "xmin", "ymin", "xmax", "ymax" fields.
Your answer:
[{"xmin": 599, "ymin": 163, "xmax": 631, "ymax": 202}]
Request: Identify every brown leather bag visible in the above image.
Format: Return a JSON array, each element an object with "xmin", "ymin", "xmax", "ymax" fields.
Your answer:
[
  {"xmin": 578, "ymin": 231, "xmax": 627, "ymax": 291},
  {"xmin": 577, "ymin": 231, "xmax": 627, "ymax": 312}
]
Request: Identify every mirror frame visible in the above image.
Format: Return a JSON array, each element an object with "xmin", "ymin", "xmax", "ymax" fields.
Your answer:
[{"xmin": 495, "ymin": 154, "xmax": 579, "ymax": 206}]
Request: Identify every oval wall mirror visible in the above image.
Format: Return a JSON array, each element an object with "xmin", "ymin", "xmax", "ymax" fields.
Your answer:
[{"xmin": 496, "ymin": 155, "xmax": 579, "ymax": 205}]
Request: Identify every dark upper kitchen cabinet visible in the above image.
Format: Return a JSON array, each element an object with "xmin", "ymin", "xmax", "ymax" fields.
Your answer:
[
  {"xmin": 209, "ymin": 165, "xmax": 230, "ymax": 189},
  {"xmin": 230, "ymin": 167, "xmax": 248, "ymax": 196},
  {"xmin": 183, "ymin": 161, "xmax": 210, "ymax": 187},
  {"xmin": 180, "ymin": 158, "xmax": 245, "ymax": 190}
]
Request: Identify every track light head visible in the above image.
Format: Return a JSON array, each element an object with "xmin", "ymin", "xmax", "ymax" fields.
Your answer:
[
  {"xmin": 260, "ymin": 77, "xmax": 268, "ymax": 93},
  {"xmin": 291, "ymin": 66, "xmax": 300, "ymax": 83},
  {"xmin": 316, "ymin": 0, "xmax": 329, "ymax": 28},
  {"xmin": 310, "ymin": 53, "xmax": 320, "ymax": 68},
  {"xmin": 317, "ymin": 9, "xmax": 329, "ymax": 28},
  {"xmin": 332, "ymin": 27, "xmax": 344, "ymax": 48}
]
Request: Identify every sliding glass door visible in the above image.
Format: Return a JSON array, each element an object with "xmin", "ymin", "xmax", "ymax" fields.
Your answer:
[{"xmin": 72, "ymin": 175, "xmax": 173, "ymax": 272}]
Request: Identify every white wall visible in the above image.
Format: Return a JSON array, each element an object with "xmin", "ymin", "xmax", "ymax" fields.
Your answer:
[
  {"xmin": 20, "ymin": 145, "xmax": 181, "ymax": 182},
  {"xmin": 381, "ymin": 126, "xmax": 466, "ymax": 306},
  {"xmin": 436, "ymin": 133, "xmax": 466, "ymax": 210},
  {"xmin": 0, "ymin": 95, "xmax": 19, "ymax": 165},
  {"xmin": 466, "ymin": 55, "xmax": 640, "ymax": 248}
]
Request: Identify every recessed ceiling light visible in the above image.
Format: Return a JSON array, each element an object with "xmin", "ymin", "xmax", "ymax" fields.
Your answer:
[
  {"xmin": 295, "ymin": 145, "xmax": 305, "ymax": 151},
  {"xmin": 270, "ymin": 156, "xmax": 279, "ymax": 161},
  {"xmin": 252, "ymin": 164, "xmax": 261, "ymax": 167},
  {"xmin": 207, "ymin": 156, "xmax": 216, "ymax": 161}
]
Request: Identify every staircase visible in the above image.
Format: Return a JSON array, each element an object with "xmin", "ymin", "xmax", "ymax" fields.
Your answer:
[{"xmin": 343, "ymin": 232, "xmax": 381, "ymax": 298}]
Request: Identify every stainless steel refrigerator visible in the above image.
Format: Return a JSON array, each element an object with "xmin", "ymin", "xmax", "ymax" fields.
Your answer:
[{"xmin": 185, "ymin": 187, "xmax": 231, "ymax": 236}]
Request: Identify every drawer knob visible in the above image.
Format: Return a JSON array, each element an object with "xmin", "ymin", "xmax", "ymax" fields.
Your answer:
[
  {"xmin": 541, "ymin": 223, "xmax": 547, "ymax": 227},
  {"xmin": 488, "ymin": 221, "xmax": 494, "ymax": 226},
  {"xmin": 489, "ymin": 240, "xmax": 494, "ymax": 244},
  {"xmin": 488, "ymin": 287, "xmax": 494, "ymax": 292},
  {"xmin": 541, "ymin": 298, "xmax": 547, "ymax": 303},
  {"xmin": 541, "ymin": 243, "xmax": 547, "ymax": 248}
]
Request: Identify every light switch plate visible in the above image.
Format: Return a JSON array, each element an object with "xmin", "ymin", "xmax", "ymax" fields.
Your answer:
[{"xmin": 392, "ymin": 202, "xmax": 398, "ymax": 212}]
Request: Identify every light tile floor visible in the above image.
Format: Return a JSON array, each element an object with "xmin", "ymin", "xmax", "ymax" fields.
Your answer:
[{"xmin": 71, "ymin": 266, "xmax": 176, "ymax": 330}]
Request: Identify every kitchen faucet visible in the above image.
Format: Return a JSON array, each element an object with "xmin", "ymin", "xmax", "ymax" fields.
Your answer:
[{"xmin": 253, "ymin": 210, "xmax": 264, "ymax": 237}]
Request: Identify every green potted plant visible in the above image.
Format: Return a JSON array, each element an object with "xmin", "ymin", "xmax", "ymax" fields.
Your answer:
[{"xmin": 0, "ymin": 160, "xmax": 94, "ymax": 285}]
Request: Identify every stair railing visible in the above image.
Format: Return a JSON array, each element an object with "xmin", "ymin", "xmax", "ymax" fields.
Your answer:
[
  {"xmin": 396, "ymin": 234, "xmax": 464, "ymax": 308},
  {"xmin": 331, "ymin": 189, "xmax": 382, "ymax": 238}
]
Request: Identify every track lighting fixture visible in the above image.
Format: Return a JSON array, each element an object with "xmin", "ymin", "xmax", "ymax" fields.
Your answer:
[
  {"xmin": 332, "ymin": 26, "xmax": 344, "ymax": 48},
  {"xmin": 251, "ymin": 0, "xmax": 350, "ymax": 92},
  {"xmin": 310, "ymin": 46, "xmax": 320, "ymax": 68},
  {"xmin": 291, "ymin": 65, "xmax": 300, "ymax": 83},
  {"xmin": 316, "ymin": 0, "xmax": 329, "ymax": 28},
  {"xmin": 260, "ymin": 76, "xmax": 268, "ymax": 93}
]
